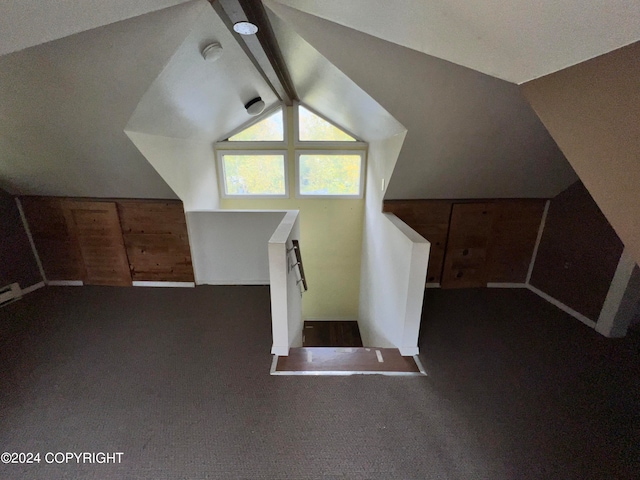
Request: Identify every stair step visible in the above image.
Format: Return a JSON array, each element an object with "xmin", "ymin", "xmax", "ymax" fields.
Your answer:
[
  {"xmin": 302, "ymin": 321, "xmax": 363, "ymax": 347},
  {"xmin": 272, "ymin": 347, "xmax": 425, "ymax": 376}
]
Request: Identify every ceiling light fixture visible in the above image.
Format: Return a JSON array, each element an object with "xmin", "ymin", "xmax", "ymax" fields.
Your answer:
[
  {"xmin": 245, "ymin": 97, "xmax": 265, "ymax": 116},
  {"xmin": 233, "ymin": 21, "xmax": 258, "ymax": 35},
  {"xmin": 202, "ymin": 42, "xmax": 223, "ymax": 62}
]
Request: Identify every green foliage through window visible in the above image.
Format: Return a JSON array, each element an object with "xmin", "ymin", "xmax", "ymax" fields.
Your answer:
[
  {"xmin": 298, "ymin": 154, "xmax": 362, "ymax": 196},
  {"xmin": 222, "ymin": 154, "xmax": 286, "ymax": 195},
  {"xmin": 228, "ymin": 109, "xmax": 284, "ymax": 141},
  {"xmin": 298, "ymin": 106, "xmax": 356, "ymax": 142}
]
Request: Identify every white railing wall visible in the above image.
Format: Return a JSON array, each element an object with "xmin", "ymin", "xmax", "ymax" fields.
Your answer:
[{"xmin": 269, "ymin": 211, "xmax": 303, "ymax": 356}]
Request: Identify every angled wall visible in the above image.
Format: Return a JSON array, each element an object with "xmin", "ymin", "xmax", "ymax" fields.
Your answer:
[{"xmin": 522, "ymin": 41, "xmax": 640, "ymax": 266}]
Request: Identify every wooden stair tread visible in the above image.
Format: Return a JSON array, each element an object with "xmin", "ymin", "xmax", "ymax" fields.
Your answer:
[{"xmin": 274, "ymin": 347, "xmax": 422, "ymax": 374}]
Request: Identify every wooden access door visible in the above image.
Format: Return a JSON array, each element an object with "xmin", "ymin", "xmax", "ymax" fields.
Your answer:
[
  {"xmin": 441, "ymin": 203, "xmax": 495, "ymax": 288},
  {"xmin": 62, "ymin": 201, "xmax": 132, "ymax": 286}
]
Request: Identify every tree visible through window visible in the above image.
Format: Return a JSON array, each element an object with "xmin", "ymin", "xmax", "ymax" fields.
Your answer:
[
  {"xmin": 298, "ymin": 106, "xmax": 356, "ymax": 142},
  {"xmin": 221, "ymin": 153, "xmax": 287, "ymax": 196},
  {"xmin": 228, "ymin": 108, "xmax": 284, "ymax": 142},
  {"xmin": 298, "ymin": 153, "xmax": 362, "ymax": 196}
]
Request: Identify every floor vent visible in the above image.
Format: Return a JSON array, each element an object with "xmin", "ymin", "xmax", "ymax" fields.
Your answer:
[{"xmin": 0, "ymin": 283, "xmax": 22, "ymax": 307}]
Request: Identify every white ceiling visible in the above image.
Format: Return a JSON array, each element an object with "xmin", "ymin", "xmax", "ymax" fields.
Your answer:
[
  {"xmin": 270, "ymin": 0, "xmax": 640, "ymax": 84},
  {"xmin": 0, "ymin": 0, "xmax": 194, "ymax": 56},
  {"xmin": 0, "ymin": 1, "xmax": 205, "ymax": 197},
  {"xmin": 266, "ymin": 7, "xmax": 405, "ymax": 143},
  {"xmin": 267, "ymin": 1, "xmax": 578, "ymax": 199},
  {"xmin": 126, "ymin": 5, "xmax": 279, "ymax": 141}
]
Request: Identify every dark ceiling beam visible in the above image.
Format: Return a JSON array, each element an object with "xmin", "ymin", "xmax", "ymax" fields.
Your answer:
[{"xmin": 211, "ymin": 0, "xmax": 297, "ymax": 105}]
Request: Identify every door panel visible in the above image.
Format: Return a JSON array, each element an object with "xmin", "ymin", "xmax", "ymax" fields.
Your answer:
[
  {"xmin": 441, "ymin": 203, "xmax": 495, "ymax": 288},
  {"xmin": 62, "ymin": 201, "xmax": 131, "ymax": 286}
]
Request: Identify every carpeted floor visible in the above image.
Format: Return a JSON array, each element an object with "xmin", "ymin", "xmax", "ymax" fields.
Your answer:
[{"xmin": 0, "ymin": 285, "xmax": 638, "ymax": 479}]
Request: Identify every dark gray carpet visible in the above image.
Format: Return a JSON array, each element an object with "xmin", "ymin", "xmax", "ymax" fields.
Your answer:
[{"xmin": 0, "ymin": 286, "xmax": 638, "ymax": 479}]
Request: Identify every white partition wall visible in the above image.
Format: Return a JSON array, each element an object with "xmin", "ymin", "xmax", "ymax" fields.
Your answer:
[
  {"xmin": 186, "ymin": 211, "xmax": 286, "ymax": 285},
  {"xmin": 269, "ymin": 211, "xmax": 303, "ymax": 355}
]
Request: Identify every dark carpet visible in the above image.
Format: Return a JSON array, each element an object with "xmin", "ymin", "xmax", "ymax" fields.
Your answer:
[{"xmin": 0, "ymin": 286, "xmax": 638, "ymax": 479}]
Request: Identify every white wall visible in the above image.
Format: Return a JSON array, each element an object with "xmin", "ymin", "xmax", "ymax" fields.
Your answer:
[
  {"xmin": 0, "ymin": 2, "xmax": 206, "ymax": 197},
  {"xmin": 126, "ymin": 132, "xmax": 219, "ymax": 211},
  {"xmin": 358, "ymin": 133, "xmax": 430, "ymax": 354},
  {"xmin": 267, "ymin": 2, "xmax": 578, "ymax": 200},
  {"xmin": 186, "ymin": 211, "xmax": 286, "ymax": 285},
  {"xmin": 268, "ymin": 211, "xmax": 303, "ymax": 355}
]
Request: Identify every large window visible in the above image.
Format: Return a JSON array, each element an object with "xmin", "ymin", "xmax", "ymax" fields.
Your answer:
[
  {"xmin": 227, "ymin": 108, "xmax": 284, "ymax": 142},
  {"xmin": 218, "ymin": 151, "xmax": 288, "ymax": 197},
  {"xmin": 216, "ymin": 104, "xmax": 367, "ymax": 199},
  {"xmin": 296, "ymin": 151, "xmax": 364, "ymax": 198}
]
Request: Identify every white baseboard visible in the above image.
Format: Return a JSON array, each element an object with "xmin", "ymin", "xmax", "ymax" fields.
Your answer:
[
  {"xmin": 47, "ymin": 280, "xmax": 84, "ymax": 286},
  {"xmin": 487, "ymin": 283, "xmax": 527, "ymax": 288},
  {"xmin": 197, "ymin": 280, "xmax": 269, "ymax": 286},
  {"xmin": 526, "ymin": 284, "xmax": 596, "ymax": 328},
  {"xmin": 426, "ymin": 283, "xmax": 441, "ymax": 288},
  {"xmin": 21, "ymin": 281, "xmax": 45, "ymax": 295},
  {"xmin": 132, "ymin": 281, "xmax": 195, "ymax": 288}
]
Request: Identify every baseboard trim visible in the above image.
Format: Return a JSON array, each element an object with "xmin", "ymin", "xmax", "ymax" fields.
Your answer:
[
  {"xmin": 425, "ymin": 283, "xmax": 441, "ymax": 288},
  {"xmin": 197, "ymin": 281, "xmax": 269, "ymax": 286},
  {"xmin": 47, "ymin": 280, "xmax": 84, "ymax": 286},
  {"xmin": 487, "ymin": 283, "xmax": 527, "ymax": 288},
  {"xmin": 22, "ymin": 281, "xmax": 45, "ymax": 295},
  {"xmin": 526, "ymin": 284, "xmax": 596, "ymax": 328},
  {"xmin": 132, "ymin": 281, "xmax": 195, "ymax": 288}
]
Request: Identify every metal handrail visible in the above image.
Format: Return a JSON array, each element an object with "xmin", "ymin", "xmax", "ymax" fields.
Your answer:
[{"xmin": 288, "ymin": 239, "xmax": 308, "ymax": 292}]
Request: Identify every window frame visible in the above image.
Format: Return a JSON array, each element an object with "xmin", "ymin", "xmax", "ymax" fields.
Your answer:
[
  {"xmin": 295, "ymin": 150, "xmax": 366, "ymax": 199},
  {"xmin": 217, "ymin": 149, "xmax": 289, "ymax": 199},
  {"xmin": 293, "ymin": 102, "xmax": 366, "ymax": 148},
  {"xmin": 217, "ymin": 105, "xmax": 288, "ymax": 147}
]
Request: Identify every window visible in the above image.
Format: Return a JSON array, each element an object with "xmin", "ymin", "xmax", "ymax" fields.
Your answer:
[
  {"xmin": 227, "ymin": 108, "xmax": 284, "ymax": 142},
  {"xmin": 296, "ymin": 151, "xmax": 365, "ymax": 197},
  {"xmin": 218, "ymin": 151, "xmax": 288, "ymax": 197},
  {"xmin": 297, "ymin": 105, "xmax": 356, "ymax": 142}
]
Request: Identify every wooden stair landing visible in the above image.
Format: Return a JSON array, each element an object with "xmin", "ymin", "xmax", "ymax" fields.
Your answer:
[
  {"xmin": 272, "ymin": 347, "xmax": 426, "ymax": 376},
  {"xmin": 303, "ymin": 321, "xmax": 363, "ymax": 347}
]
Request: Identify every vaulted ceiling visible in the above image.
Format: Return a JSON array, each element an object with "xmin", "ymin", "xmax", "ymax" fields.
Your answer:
[{"xmin": 0, "ymin": 0, "xmax": 636, "ymax": 202}]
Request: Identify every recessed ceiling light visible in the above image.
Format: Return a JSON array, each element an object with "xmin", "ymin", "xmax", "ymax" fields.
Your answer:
[{"xmin": 233, "ymin": 21, "xmax": 258, "ymax": 35}]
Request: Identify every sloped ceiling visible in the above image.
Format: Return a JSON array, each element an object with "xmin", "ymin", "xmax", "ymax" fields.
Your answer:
[
  {"xmin": 270, "ymin": 0, "xmax": 640, "ymax": 84},
  {"xmin": 0, "ymin": 1, "xmax": 206, "ymax": 197},
  {"xmin": 0, "ymin": 0, "xmax": 193, "ymax": 56},
  {"xmin": 266, "ymin": 7, "xmax": 405, "ymax": 143},
  {"xmin": 126, "ymin": 4, "xmax": 279, "ymax": 141},
  {"xmin": 267, "ymin": 1, "xmax": 578, "ymax": 199}
]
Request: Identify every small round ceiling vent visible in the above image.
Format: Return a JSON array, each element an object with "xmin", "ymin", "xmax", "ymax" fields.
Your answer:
[
  {"xmin": 202, "ymin": 42, "xmax": 223, "ymax": 62},
  {"xmin": 245, "ymin": 97, "xmax": 265, "ymax": 116},
  {"xmin": 233, "ymin": 21, "xmax": 258, "ymax": 35}
]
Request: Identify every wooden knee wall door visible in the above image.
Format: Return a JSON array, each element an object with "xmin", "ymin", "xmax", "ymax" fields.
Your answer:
[{"xmin": 62, "ymin": 201, "xmax": 132, "ymax": 286}]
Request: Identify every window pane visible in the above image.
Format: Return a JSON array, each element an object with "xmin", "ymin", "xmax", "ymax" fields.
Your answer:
[
  {"xmin": 298, "ymin": 106, "xmax": 355, "ymax": 142},
  {"xmin": 223, "ymin": 154, "xmax": 286, "ymax": 195},
  {"xmin": 299, "ymin": 154, "xmax": 361, "ymax": 196},
  {"xmin": 228, "ymin": 109, "xmax": 284, "ymax": 141}
]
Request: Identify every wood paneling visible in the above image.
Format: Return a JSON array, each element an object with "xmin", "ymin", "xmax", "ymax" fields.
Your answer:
[
  {"xmin": 117, "ymin": 200, "xmax": 194, "ymax": 282},
  {"xmin": 441, "ymin": 203, "xmax": 496, "ymax": 288},
  {"xmin": 486, "ymin": 200, "xmax": 546, "ymax": 283},
  {"xmin": 383, "ymin": 200, "xmax": 452, "ymax": 283},
  {"xmin": 62, "ymin": 201, "xmax": 131, "ymax": 286},
  {"xmin": 20, "ymin": 197, "xmax": 85, "ymax": 281}
]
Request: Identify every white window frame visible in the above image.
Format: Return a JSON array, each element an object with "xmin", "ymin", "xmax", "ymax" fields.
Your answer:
[
  {"xmin": 217, "ymin": 104, "xmax": 288, "ymax": 148},
  {"xmin": 293, "ymin": 102, "xmax": 366, "ymax": 148},
  {"xmin": 295, "ymin": 150, "xmax": 366, "ymax": 199},
  {"xmin": 217, "ymin": 150, "xmax": 289, "ymax": 199}
]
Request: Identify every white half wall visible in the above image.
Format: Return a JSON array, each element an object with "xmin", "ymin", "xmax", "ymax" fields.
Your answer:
[
  {"xmin": 269, "ymin": 211, "xmax": 303, "ymax": 355},
  {"xmin": 359, "ymin": 133, "xmax": 430, "ymax": 353},
  {"xmin": 126, "ymin": 131, "xmax": 219, "ymax": 211},
  {"xmin": 186, "ymin": 210, "xmax": 286, "ymax": 285}
]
